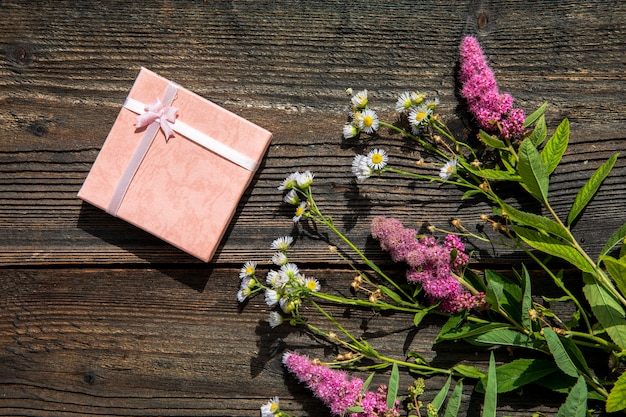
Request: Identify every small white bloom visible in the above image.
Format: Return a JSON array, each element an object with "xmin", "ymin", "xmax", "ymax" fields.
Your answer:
[
  {"xmin": 293, "ymin": 202, "xmax": 307, "ymax": 223},
  {"xmin": 366, "ymin": 148, "xmax": 388, "ymax": 170},
  {"xmin": 271, "ymin": 235, "xmax": 294, "ymax": 251},
  {"xmin": 439, "ymin": 158, "xmax": 458, "ymax": 180},
  {"xmin": 280, "ymin": 263, "xmax": 300, "ymax": 280},
  {"xmin": 410, "ymin": 91, "xmax": 426, "ymax": 105},
  {"xmin": 351, "ymin": 89, "xmax": 368, "ymax": 110},
  {"xmin": 395, "ymin": 91, "xmax": 413, "ymax": 113},
  {"xmin": 303, "ymin": 277, "xmax": 321, "ymax": 292},
  {"xmin": 296, "ymin": 170, "xmax": 314, "ymax": 189},
  {"xmin": 237, "ymin": 279, "xmax": 252, "ymax": 303},
  {"xmin": 426, "ymin": 97, "xmax": 440, "ymax": 109},
  {"xmin": 408, "ymin": 104, "xmax": 432, "ymax": 129},
  {"xmin": 265, "ymin": 289, "xmax": 280, "ymax": 307},
  {"xmin": 283, "ymin": 189, "xmax": 300, "ymax": 205},
  {"xmin": 343, "ymin": 123, "xmax": 358, "ymax": 139},
  {"xmin": 272, "ymin": 251, "xmax": 288, "ymax": 266},
  {"xmin": 359, "ymin": 109, "xmax": 379, "ymax": 134},
  {"xmin": 268, "ymin": 311, "xmax": 283, "ymax": 328},
  {"xmin": 266, "ymin": 270, "xmax": 288, "ymax": 289},
  {"xmin": 351, "ymin": 154, "xmax": 373, "ymax": 182},
  {"xmin": 261, "ymin": 396, "xmax": 280, "ymax": 417},
  {"xmin": 278, "ymin": 172, "xmax": 300, "ymax": 191},
  {"xmin": 239, "ymin": 261, "xmax": 257, "ymax": 279}
]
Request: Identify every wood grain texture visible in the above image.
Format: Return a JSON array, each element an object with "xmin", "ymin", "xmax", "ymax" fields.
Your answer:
[{"xmin": 0, "ymin": 0, "xmax": 625, "ymax": 415}]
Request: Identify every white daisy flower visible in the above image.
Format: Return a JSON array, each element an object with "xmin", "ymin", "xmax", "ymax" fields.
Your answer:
[
  {"xmin": 272, "ymin": 251, "xmax": 288, "ymax": 266},
  {"xmin": 266, "ymin": 270, "xmax": 288, "ymax": 289},
  {"xmin": 261, "ymin": 396, "xmax": 280, "ymax": 417},
  {"xmin": 293, "ymin": 202, "xmax": 307, "ymax": 223},
  {"xmin": 237, "ymin": 279, "xmax": 252, "ymax": 303},
  {"xmin": 426, "ymin": 97, "xmax": 440, "ymax": 110},
  {"xmin": 343, "ymin": 124, "xmax": 358, "ymax": 139},
  {"xmin": 395, "ymin": 91, "xmax": 413, "ymax": 113},
  {"xmin": 359, "ymin": 109, "xmax": 379, "ymax": 134},
  {"xmin": 283, "ymin": 189, "xmax": 300, "ymax": 205},
  {"xmin": 366, "ymin": 148, "xmax": 388, "ymax": 170},
  {"xmin": 271, "ymin": 235, "xmax": 294, "ymax": 251},
  {"xmin": 280, "ymin": 263, "xmax": 300, "ymax": 280},
  {"xmin": 239, "ymin": 261, "xmax": 257, "ymax": 279},
  {"xmin": 408, "ymin": 104, "xmax": 432, "ymax": 129},
  {"xmin": 264, "ymin": 289, "xmax": 280, "ymax": 307},
  {"xmin": 351, "ymin": 154, "xmax": 373, "ymax": 182},
  {"xmin": 296, "ymin": 170, "xmax": 314, "ymax": 189},
  {"xmin": 410, "ymin": 91, "xmax": 426, "ymax": 105},
  {"xmin": 278, "ymin": 172, "xmax": 300, "ymax": 191},
  {"xmin": 351, "ymin": 89, "xmax": 368, "ymax": 110},
  {"xmin": 268, "ymin": 311, "xmax": 283, "ymax": 329},
  {"xmin": 303, "ymin": 277, "xmax": 321, "ymax": 292},
  {"xmin": 439, "ymin": 158, "xmax": 458, "ymax": 180}
]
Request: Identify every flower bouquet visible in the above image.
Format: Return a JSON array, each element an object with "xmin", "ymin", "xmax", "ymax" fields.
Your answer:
[{"xmin": 239, "ymin": 36, "xmax": 626, "ymax": 416}]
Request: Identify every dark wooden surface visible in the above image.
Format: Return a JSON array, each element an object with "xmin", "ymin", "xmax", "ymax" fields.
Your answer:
[{"xmin": 1, "ymin": 1, "xmax": 625, "ymax": 416}]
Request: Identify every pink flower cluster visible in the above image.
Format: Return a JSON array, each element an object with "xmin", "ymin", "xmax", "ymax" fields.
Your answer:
[
  {"xmin": 283, "ymin": 351, "xmax": 399, "ymax": 417},
  {"xmin": 371, "ymin": 216, "xmax": 484, "ymax": 313},
  {"xmin": 459, "ymin": 35, "xmax": 525, "ymax": 139}
]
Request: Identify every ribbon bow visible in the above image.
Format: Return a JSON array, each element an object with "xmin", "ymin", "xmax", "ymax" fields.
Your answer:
[{"xmin": 135, "ymin": 98, "xmax": 179, "ymax": 141}]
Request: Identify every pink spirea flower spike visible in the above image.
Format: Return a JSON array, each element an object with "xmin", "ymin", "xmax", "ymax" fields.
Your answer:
[
  {"xmin": 371, "ymin": 216, "xmax": 484, "ymax": 313},
  {"xmin": 283, "ymin": 351, "xmax": 400, "ymax": 417},
  {"xmin": 459, "ymin": 36, "xmax": 525, "ymax": 138}
]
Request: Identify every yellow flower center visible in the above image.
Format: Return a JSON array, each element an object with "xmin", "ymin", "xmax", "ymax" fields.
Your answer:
[
  {"xmin": 415, "ymin": 111, "xmax": 427, "ymax": 122},
  {"xmin": 296, "ymin": 206, "xmax": 305, "ymax": 216},
  {"xmin": 371, "ymin": 153, "xmax": 383, "ymax": 164},
  {"xmin": 307, "ymin": 281, "xmax": 317, "ymax": 290},
  {"xmin": 270, "ymin": 403, "xmax": 279, "ymax": 413},
  {"xmin": 245, "ymin": 266, "xmax": 254, "ymax": 275},
  {"xmin": 362, "ymin": 115, "xmax": 373, "ymax": 127}
]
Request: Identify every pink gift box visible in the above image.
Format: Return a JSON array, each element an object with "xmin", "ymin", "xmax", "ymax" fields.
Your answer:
[{"xmin": 78, "ymin": 68, "xmax": 272, "ymax": 261}]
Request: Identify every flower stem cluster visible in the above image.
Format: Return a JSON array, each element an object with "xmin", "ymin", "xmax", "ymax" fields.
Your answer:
[
  {"xmin": 459, "ymin": 36, "xmax": 525, "ymax": 139},
  {"xmin": 237, "ymin": 235, "xmax": 320, "ymax": 328},
  {"xmin": 283, "ymin": 351, "xmax": 400, "ymax": 417},
  {"xmin": 371, "ymin": 216, "xmax": 484, "ymax": 313}
]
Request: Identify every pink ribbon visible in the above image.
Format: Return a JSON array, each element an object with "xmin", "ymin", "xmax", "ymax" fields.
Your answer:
[{"xmin": 134, "ymin": 98, "xmax": 179, "ymax": 141}]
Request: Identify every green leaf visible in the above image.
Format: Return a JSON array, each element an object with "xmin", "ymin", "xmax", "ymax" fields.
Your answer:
[
  {"xmin": 479, "ymin": 129, "xmax": 508, "ymax": 149},
  {"xmin": 347, "ymin": 405, "xmax": 365, "ymax": 413},
  {"xmin": 523, "ymin": 102, "xmax": 548, "ymax": 128},
  {"xmin": 436, "ymin": 322, "xmax": 512, "ymax": 341},
  {"xmin": 413, "ymin": 309, "xmax": 430, "ymax": 327},
  {"xmin": 512, "ymin": 226, "xmax": 596, "ymax": 274},
  {"xmin": 528, "ymin": 115, "xmax": 547, "ymax": 148},
  {"xmin": 465, "ymin": 165, "xmax": 522, "ymax": 182},
  {"xmin": 601, "ymin": 221, "xmax": 626, "ymax": 258},
  {"xmin": 443, "ymin": 379, "xmax": 464, "ymax": 417},
  {"xmin": 482, "ymin": 352, "xmax": 497, "ymax": 417},
  {"xmin": 520, "ymin": 265, "xmax": 533, "ymax": 331},
  {"xmin": 407, "ymin": 351, "xmax": 429, "ymax": 365},
  {"xmin": 452, "ymin": 364, "xmax": 486, "ymax": 379},
  {"xmin": 361, "ymin": 372, "xmax": 375, "ymax": 393},
  {"xmin": 464, "ymin": 328, "xmax": 546, "ymax": 352},
  {"xmin": 497, "ymin": 203, "xmax": 572, "ymax": 242},
  {"xmin": 461, "ymin": 188, "xmax": 483, "ymax": 201},
  {"xmin": 567, "ymin": 152, "xmax": 619, "ymax": 226},
  {"xmin": 435, "ymin": 313, "xmax": 466, "ymax": 343},
  {"xmin": 606, "ymin": 369, "xmax": 626, "ymax": 412},
  {"xmin": 518, "ymin": 138, "xmax": 549, "ymax": 202},
  {"xmin": 386, "ymin": 363, "xmax": 399, "ymax": 410},
  {"xmin": 583, "ymin": 273, "xmax": 626, "ymax": 350},
  {"xmin": 540, "ymin": 118, "xmax": 569, "ymax": 176},
  {"xmin": 431, "ymin": 375, "xmax": 452, "ymax": 411},
  {"xmin": 475, "ymin": 359, "xmax": 558, "ymax": 393},
  {"xmin": 543, "ymin": 327, "xmax": 579, "ymax": 378},
  {"xmin": 601, "ymin": 255, "xmax": 626, "ymax": 301},
  {"xmin": 484, "ymin": 269, "xmax": 522, "ymax": 321},
  {"xmin": 555, "ymin": 376, "xmax": 587, "ymax": 417},
  {"xmin": 378, "ymin": 285, "xmax": 404, "ymax": 304}
]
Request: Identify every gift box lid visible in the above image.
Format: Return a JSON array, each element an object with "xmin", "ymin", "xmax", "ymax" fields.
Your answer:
[{"xmin": 78, "ymin": 67, "xmax": 272, "ymax": 262}]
